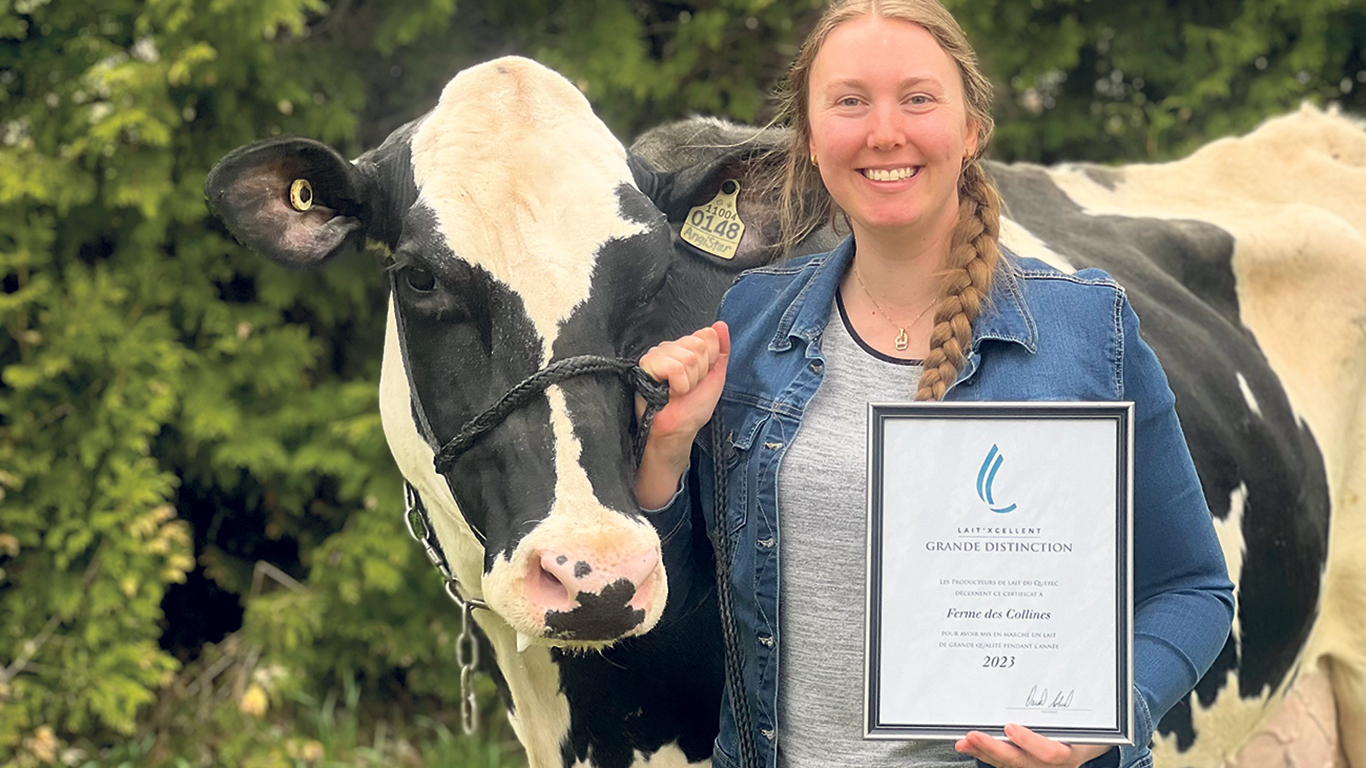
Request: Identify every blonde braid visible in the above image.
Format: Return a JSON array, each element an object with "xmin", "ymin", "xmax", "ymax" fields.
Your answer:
[{"xmin": 914, "ymin": 160, "xmax": 1002, "ymax": 401}]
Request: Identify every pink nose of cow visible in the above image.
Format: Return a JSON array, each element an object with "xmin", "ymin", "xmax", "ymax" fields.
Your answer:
[{"xmin": 528, "ymin": 547, "xmax": 661, "ymax": 618}]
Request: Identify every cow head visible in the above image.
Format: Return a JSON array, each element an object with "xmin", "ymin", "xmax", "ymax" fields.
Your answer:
[{"xmin": 206, "ymin": 57, "xmax": 811, "ymax": 649}]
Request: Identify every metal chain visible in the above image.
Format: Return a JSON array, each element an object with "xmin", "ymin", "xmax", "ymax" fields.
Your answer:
[
  {"xmin": 456, "ymin": 599, "xmax": 481, "ymax": 734},
  {"xmin": 851, "ymin": 262, "xmax": 936, "ymax": 351},
  {"xmin": 403, "ymin": 483, "xmax": 486, "ymax": 735}
]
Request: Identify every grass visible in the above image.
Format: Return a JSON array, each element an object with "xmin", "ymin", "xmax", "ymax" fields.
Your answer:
[{"xmin": 16, "ymin": 636, "xmax": 526, "ymax": 768}]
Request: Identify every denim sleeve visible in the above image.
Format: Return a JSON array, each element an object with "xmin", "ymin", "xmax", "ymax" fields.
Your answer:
[
  {"xmin": 640, "ymin": 457, "xmax": 695, "ymax": 581},
  {"xmin": 1119, "ymin": 296, "xmax": 1235, "ymax": 762},
  {"xmin": 640, "ymin": 437, "xmax": 720, "ymax": 584}
]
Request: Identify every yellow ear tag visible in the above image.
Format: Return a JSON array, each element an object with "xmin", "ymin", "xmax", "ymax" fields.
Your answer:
[
  {"xmin": 681, "ymin": 179, "xmax": 745, "ymax": 260},
  {"xmin": 289, "ymin": 179, "xmax": 313, "ymax": 211}
]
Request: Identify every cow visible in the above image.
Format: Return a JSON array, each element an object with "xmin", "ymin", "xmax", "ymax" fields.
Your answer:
[
  {"xmin": 205, "ymin": 56, "xmax": 833, "ymax": 768},
  {"xmin": 205, "ymin": 55, "xmax": 1366, "ymax": 768},
  {"xmin": 979, "ymin": 104, "xmax": 1366, "ymax": 768}
]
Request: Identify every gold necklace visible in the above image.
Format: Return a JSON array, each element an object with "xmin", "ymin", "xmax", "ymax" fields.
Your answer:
[{"xmin": 851, "ymin": 263, "xmax": 936, "ymax": 352}]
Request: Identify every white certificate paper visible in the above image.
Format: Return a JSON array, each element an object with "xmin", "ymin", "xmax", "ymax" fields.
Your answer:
[{"xmin": 864, "ymin": 403, "xmax": 1133, "ymax": 744}]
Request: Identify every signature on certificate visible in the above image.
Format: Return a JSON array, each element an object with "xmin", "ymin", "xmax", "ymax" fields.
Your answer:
[{"xmin": 1023, "ymin": 685, "xmax": 1075, "ymax": 709}]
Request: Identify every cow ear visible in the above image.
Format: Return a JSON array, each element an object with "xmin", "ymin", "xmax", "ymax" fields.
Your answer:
[
  {"xmin": 630, "ymin": 121, "xmax": 830, "ymax": 269},
  {"xmin": 205, "ymin": 137, "xmax": 373, "ymax": 268}
]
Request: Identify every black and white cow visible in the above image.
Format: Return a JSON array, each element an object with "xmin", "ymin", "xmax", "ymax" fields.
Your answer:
[
  {"xmin": 980, "ymin": 106, "xmax": 1366, "ymax": 768},
  {"xmin": 206, "ymin": 56, "xmax": 1366, "ymax": 768},
  {"xmin": 207, "ymin": 56, "xmax": 834, "ymax": 768}
]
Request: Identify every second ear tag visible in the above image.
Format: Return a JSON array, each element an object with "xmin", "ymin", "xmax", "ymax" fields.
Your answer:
[{"xmin": 681, "ymin": 179, "xmax": 746, "ymax": 260}]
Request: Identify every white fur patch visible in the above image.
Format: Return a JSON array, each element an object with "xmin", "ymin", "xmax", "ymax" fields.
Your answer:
[
  {"xmin": 1000, "ymin": 216, "xmax": 1075, "ymax": 273},
  {"xmin": 484, "ymin": 621, "xmax": 571, "ymax": 768},
  {"xmin": 632, "ymin": 744, "xmax": 706, "ymax": 768},
  {"xmin": 1222, "ymin": 666, "xmax": 1347, "ymax": 768},
  {"xmin": 1214, "ymin": 482, "xmax": 1248, "ymax": 642},
  {"xmin": 409, "ymin": 56, "xmax": 647, "ymax": 366},
  {"xmin": 1150, "ymin": 666, "xmax": 1277, "ymax": 768},
  {"xmin": 1236, "ymin": 372, "xmax": 1263, "ymax": 419}
]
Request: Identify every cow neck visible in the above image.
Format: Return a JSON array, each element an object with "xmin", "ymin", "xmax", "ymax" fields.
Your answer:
[{"xmin": 403, "ymin": 482, "xmax": 488, "ymax": 612}]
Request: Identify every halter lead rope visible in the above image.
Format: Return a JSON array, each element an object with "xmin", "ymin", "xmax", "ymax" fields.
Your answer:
[
  {"xmin": 709, "ymin": 416, "xmax": 761, "ymax": 768},
  {"xmin": 403, "ymin": 354, "xmax": 670, "ymax": 735}
]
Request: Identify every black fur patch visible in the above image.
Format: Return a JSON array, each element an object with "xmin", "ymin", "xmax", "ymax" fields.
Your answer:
[{"xmin": 544, "ymin": 579, "xmax": 645, "ymax": 640}]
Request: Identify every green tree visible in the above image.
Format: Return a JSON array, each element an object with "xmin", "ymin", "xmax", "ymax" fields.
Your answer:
[
  {"xmin": 0, "ymin": 0, "xmax": 392, "ymax": 754},
  {"xmin": 948, "ymin": 0, "xmax": 1366, "ymax": 162}
]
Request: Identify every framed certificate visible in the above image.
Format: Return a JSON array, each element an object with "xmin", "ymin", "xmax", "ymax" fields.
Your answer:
[{"xmin": 864, "ymin": 402, "xmax": 1133, "ymax": 744}]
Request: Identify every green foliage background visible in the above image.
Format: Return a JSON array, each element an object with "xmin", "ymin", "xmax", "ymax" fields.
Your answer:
[{"xmin": 1, "ymin": 0, "xmax": 1362, "ymax": 763}]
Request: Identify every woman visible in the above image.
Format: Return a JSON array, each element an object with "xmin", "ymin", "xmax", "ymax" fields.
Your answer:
[{"xmin": 636, "ymin": 3, "xmax": 1234, "ymax": 768}]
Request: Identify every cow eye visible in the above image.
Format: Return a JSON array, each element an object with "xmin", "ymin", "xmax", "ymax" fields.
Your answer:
[{"xmin": 406, "ymin": 267, "xmax": 436, "ymax": 293}]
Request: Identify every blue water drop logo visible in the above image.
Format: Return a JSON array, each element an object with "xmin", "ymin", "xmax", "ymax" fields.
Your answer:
[{"xmin": 976, "ymin": 444, "xmax": 1018, "ymax": 514}]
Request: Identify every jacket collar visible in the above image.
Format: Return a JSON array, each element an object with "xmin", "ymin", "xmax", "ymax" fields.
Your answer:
[{"xmin": 773, "ymin": 235, "xmax": 1038, "ymax": 354}]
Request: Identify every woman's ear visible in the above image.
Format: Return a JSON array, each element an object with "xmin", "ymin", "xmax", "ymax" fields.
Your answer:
[
  {"xmin": 205, "ymin": 137, "xmax": 374, "ymax": 268},
  {"xmin": 964, "ymin": 118, "xmax": 981, "ymax": 161}
]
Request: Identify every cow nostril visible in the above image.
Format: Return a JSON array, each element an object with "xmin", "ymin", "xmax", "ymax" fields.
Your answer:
[{"xmin": 530, "ymin": 560, "xmax": 571, "ymax": 609}]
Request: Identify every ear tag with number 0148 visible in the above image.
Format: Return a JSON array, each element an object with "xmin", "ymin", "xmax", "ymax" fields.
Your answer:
[{"xmin": 681, "ymin": 179, "xmax": 745, "ymax": 260}]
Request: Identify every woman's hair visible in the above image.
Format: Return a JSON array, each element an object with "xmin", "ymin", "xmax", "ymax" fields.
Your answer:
[{"xmin": 769, "ymin": 0, "xmax": 1003, "ymax": 401}]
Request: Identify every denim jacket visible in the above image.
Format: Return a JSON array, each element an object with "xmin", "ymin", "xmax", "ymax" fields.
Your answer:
[{"xmin": 648, "ymin": 236, "xmax": 1234, "ymax": 768}]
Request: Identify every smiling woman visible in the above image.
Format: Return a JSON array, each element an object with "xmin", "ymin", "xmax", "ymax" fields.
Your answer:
[
  {"xmin": 806, "ymin": 17, "xmax": 979, "ymax": 270},
  {"xmin": 634, "ymin": 2, "xmax": 1234, "ymax": 768}
]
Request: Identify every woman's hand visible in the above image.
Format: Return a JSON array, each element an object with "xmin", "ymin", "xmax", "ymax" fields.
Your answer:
[
  {"xmin": 634, "ymin": 321, "xmax": 729, "ymax": 509},
  {"xmin": 956, "ymin": 724, "xmax": 1112, "ymax": 768}
]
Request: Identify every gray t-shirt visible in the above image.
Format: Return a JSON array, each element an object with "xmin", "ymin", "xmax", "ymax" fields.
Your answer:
[{"xmin": 776, "ymin": 295, "xmax": 970, "ymax": 768}]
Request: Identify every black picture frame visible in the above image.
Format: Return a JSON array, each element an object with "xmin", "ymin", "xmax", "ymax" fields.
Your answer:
[{"xmin": 864, "ymin": 402, "xmax": 1133, "ymax": 743}]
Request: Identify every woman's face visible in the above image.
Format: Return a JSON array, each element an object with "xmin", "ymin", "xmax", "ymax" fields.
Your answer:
[{"xmin": 807, "ymin": 15, "xmax": 978, "ymax": 246}]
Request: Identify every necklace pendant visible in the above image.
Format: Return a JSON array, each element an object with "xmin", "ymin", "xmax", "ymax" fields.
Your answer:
[{"xmin": 894, "ymin": 328, "xmax": 909, "ymax": 351}]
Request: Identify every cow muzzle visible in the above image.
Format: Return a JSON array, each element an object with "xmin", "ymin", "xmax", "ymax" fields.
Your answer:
[
  {"xmin": 484, "ymin": 514, "xmax": 668, "ymax": 647},
  {"xmin": 429, "ymin": 354, "xmax": 673, "ymax": 646}
]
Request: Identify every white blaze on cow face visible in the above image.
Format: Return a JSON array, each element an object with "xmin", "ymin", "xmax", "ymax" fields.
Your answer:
[
  {"xmin": 411, "ymin": 56, "xmax": 646, "ymax": 358},
  {"xmin": 407, "ymin": 57, "xmax": 666, "ymax": 647}
]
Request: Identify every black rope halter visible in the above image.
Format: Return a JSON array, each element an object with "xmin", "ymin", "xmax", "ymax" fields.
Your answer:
[
  {"xmin": 432, "ymin": 355, "xmax": 670, "ymax": 476},
  {"xmin": 420, "ymin": 352, "xmax": 762, "ymax": 768}
]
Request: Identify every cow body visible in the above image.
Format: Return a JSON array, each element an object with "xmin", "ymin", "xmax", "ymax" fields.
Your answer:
[
  {"xmin": 207, "ymin": 56, "xmax": 1365, "ymax": 768},
  {"xmin": 985, "ymin": 109, "xmax": 1366, "ymax": 766}
]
